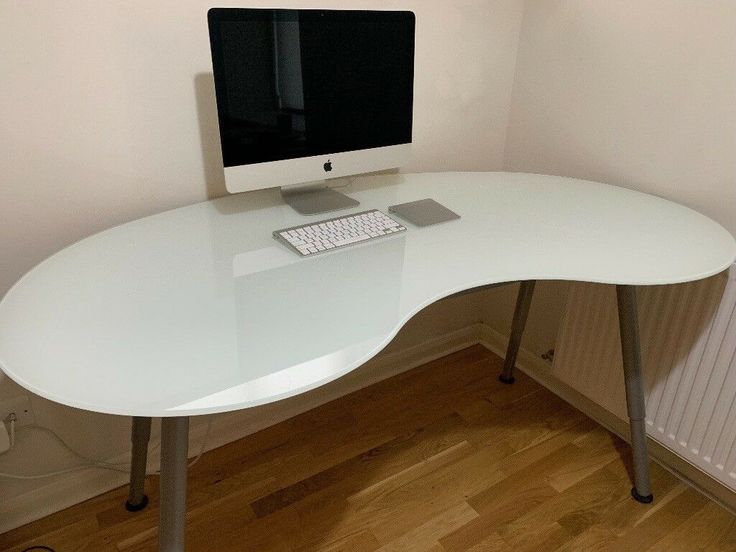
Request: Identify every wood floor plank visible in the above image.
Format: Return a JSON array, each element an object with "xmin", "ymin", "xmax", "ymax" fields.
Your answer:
[
  {"xmin": 456, "ymin": 388, "xmax": 588, "ymax": 458},
  {"xmin": 578, "ymin": 462, "xmax": 681, "ymax": 543},
  {"xmin": 252, "ymin": 412, "xmax": 473, "ymax": 518},
  {"xmin": 375, "ymin": 502, "xmax": 478, "ymax": 551},
  {"xmin": 462, "ymin": 532, "xmax": 508, "ymax": 551},
  {"xmin": 351, "ymin": 415, "xmax": 600, "ymax": 545},
  {"xmin": 442, "ymin": 483, "xmax": 558, "ymax": 551},
  {"xmin": 553, "ymin": 524, "xmax": 616, "ymax": 552},
  {"xmin": 547, "ymin": 428, "xmax": 623, "ymax": 492},
  {"xmin": 347, "ymin": 441, "xmax": 475, "ymax": 510},
  {"xmin": 502, "ymin": 521, "xmax": 571, "ymax": 552},
  {"xmin": 601, "ymin": 485, "xmax": 709, "ymax": 551},
  {"xmin": 1, "ymin": 344, "xmax": 734, "ymax": 552},
  {"xmin": 4, "ymin": 516, "xmax": 101, "ymax": 552},
  {"xmin": 442, "ymin": 424, "xmax": 614, "ymax": 551},
  {"xmin": 644, "ymin": 500, "xmax": 736, "ymax": 552},
  {"xmin": 495, "ymin": 461, "xmax": 628, "ymax": 544},
  {"xmin": 315, "ymin": 530, "xmax": 381, "ymax": 552}
]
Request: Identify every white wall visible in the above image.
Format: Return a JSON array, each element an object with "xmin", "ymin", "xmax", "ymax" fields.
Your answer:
[
  {"xmin": 505, "ymin": 0, "xmax": 736, "ymax": 236},
  {"xmin": 490, "ymin": 0, "xmax": 736, "ymax": 358},
  {"xmin": 0, "ymin": 0, "xmax": 525, "ymax": 512}
]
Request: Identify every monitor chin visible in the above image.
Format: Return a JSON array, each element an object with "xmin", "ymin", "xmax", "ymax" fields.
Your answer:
[{"xmin": 223, "ymin": 143, "xmax": 411, "ymax": 196}]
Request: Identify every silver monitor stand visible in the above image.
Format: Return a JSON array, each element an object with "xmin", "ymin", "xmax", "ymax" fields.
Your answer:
[{"xmin": 280, "ymin": 179, "xmax": 359, "ymax": 215}]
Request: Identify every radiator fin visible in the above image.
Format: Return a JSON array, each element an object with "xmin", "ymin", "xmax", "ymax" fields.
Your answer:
[{"xmin": 553, "ymin": 266, "xmax": 736, "ymax": 488}]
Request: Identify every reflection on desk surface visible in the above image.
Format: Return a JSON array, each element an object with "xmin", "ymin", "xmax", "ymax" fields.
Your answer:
[
  {"xmin": 1, "ymin": 172, "xmax": 733, "ymax": 416},
  {"xmin": 234, "ymin": 235, "xmax": 405, "ymax": 380}
]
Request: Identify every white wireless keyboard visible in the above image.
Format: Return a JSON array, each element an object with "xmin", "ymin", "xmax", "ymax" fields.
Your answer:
[{"xmin": 274, "ymin": 209, "xmax": 407, "ymax": 256}]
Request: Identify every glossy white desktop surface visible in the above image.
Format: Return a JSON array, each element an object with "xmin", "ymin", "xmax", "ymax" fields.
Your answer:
[{"xmin": 0, "ymin": 173, "xmax": 734, "ymax": 417}]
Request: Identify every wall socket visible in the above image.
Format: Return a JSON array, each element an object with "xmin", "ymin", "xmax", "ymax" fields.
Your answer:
[{"xmin": 0, "ymin": 395, "xmax": 35, "ymax": 428}]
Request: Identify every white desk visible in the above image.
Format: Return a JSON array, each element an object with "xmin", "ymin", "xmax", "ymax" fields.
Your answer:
[{"xmin": 0, "ymin": 172, "xmax": 734, "ymax": 550}]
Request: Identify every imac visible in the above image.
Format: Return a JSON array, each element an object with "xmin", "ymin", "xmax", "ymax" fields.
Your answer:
[{"xmin": 207, "ymin": 8, "xmax": 416, "ymax": 214}]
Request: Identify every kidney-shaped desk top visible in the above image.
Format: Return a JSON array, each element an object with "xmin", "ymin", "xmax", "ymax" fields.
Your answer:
[{"xmin": 1, "ymin": 172, "xmax": 734, "ymax": 418}]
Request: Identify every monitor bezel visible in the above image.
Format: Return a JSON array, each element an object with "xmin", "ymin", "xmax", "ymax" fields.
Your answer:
[{"xmin": 207, "ymin": 8, "xmax": 416, "ymax": 195}]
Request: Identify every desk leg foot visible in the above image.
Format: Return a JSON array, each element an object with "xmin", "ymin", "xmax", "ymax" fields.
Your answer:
[
  {"xmin": 125, "ymin": 494, "xmax": 149, "ymax": 512},
  {"xmin": 126, "ymin": 416, "xmax": 152, "ymax": 512},
  {"xmin": 498, "ymin": 374, "xmax": 516, "ymax": 385},
  {"xmin": 499, "ymin": 280, "xmax": 536, "ymax": 384},
  {"xmin": 631, "ymin": 487, "xmax": 654, "ymax": 504},
  {"xmin": 617, "ymin": 285, "xmax": 654, "ymax": 504},
  {"xmin": 160, "ymin": 416, "xmax": 189, "ymax": 552}
]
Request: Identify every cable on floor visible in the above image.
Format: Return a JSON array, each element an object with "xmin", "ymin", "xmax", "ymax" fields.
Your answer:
[{"xmin": 0, "ymin": 419, "xmax": 213, "ymax": 480}]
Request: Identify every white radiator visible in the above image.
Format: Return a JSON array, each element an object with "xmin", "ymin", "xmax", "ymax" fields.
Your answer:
[{"xmin": 553, "ymin": 266, "xmax": 736, "ymax": 490}]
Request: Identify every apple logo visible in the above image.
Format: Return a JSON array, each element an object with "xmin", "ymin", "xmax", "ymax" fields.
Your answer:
[{"xmin": 323, "ymin": 159, "xmax": 332, "ymax": 172}]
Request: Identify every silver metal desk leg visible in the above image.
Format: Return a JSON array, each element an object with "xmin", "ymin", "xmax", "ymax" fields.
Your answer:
[
  {"xmin": 126, "ymin": 416, "xmax": 152, "ymax": 511},
  {"xmin": 616, "ymin": 285, "xmax": 654, "ymax": 504},
  {"xmin": 160, "ymin": 416, "xmax": 189, "ymax": 552},
  {"xmin": 499, "ymin": 280, "xmax": 536, "ymax": 384}
]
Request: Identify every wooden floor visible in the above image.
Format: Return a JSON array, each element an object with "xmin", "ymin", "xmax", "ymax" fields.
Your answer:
[{"xmin": 2, "ymin": 345, "xmax": 736, "ymax": 552}]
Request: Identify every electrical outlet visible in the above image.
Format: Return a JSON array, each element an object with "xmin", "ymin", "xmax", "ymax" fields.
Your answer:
[{"xmin": 0, "ymin": 395, "xmax": 35, "ymax": 428}]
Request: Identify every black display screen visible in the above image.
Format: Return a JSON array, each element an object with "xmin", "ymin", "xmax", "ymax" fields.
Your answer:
[{"xmin": 208, "ymin": 9, "xmax": 415, "ymax": 168}]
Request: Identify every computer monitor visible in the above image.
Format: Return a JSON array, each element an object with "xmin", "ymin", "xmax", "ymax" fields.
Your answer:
[{"xmin": 207, "ymin": 8, "xmax": 416, "ymax": 214}]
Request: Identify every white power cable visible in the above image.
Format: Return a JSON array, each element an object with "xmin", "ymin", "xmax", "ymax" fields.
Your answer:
[
  {"xmin": 0, "ymin": 419, "xmax": 213, "ymax": 480},
  {"xmin": 182, "ymin": 417, "xmax": 213, "ymax": 470},
  {"xmin": 0, "ymin": 464, "xmax": 127, "ymax": 480},
  {"xmin": 8, "ymin": 414, "xmax": 16, "ymax": 449}
]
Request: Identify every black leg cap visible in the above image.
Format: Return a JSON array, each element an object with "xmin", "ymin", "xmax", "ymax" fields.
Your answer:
[
  {"xmin": 498, "ymin": 374, "xmax": 515, "ymax": 385},
  {"xmin": 631, "ymin": 487, "xmax": 653, "ymax": 504},
  {"xmin": 125, "ymin": 494, "xmax": 149, "ymax": 512}
]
